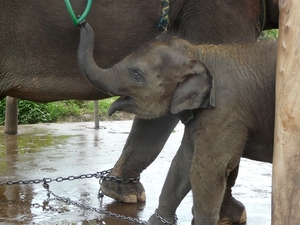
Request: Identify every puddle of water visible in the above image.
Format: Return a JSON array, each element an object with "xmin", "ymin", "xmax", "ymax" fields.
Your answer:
[
  {"xmin": 0, "ymin": 121, "xmax": 272, "ymax": 225},
  {"xmin": 0, "ymin": 121, "xmax": 170, "ymax": 225}
]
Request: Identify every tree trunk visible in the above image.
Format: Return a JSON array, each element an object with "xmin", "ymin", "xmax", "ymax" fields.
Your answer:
[
  {"xmin": 272, "ymin": 0, "xmax": 300, "ymax": 224},
  {"xmin": 4, "ymin": 96, "xmax": 18, "ymax": 135}
]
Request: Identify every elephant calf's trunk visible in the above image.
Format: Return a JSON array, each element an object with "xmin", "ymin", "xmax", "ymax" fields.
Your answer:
[{"xmin": 77, "ymin": 21, "xmax": 114, "ymax": 94}]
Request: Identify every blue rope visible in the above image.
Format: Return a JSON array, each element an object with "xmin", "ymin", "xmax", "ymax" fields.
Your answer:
[{"xmin": 158, "ymin": 0, "xmax": 170, "ymax": 33}]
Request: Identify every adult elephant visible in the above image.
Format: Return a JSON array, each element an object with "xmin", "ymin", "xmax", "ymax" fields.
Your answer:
[
  {"xmin": 77, "ymin": 22, "xmax": 277, "ymax": 224},
  {"xmin": 1, "ymin": 0, "xmax": 277, "ymax": 101},
  {"xmin": 1, "ymin": 0, "xmax": 278, "ymax": 223}
]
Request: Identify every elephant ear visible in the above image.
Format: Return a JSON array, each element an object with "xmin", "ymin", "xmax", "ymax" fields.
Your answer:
[{"xmin": 170, "ymin": 60, "xmax": 215, "ymax": 114}]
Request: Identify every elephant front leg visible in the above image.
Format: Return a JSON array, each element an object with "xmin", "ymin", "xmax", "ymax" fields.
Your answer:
[
  {"xmin": 146, "ymin": 128, "xmax": 246, "ymax": 225},
  {"xmin": 191, "ymin": 133, "xmax": 245, "ymax": 224},
  {"xmin": 191, "ymin": 163, "xmax": 246, "ymax": 225},
  {"xmin": 148, "ymin": 129, "xmax": 193, "ymax": 225},
  {"xmin": 219, "ymin": 162, "xmax": 247, "ymax": 225},
  {"xmin": 101, "ymin": 115, "xmax": 179, "ymax": 203},
  {"xmin": 190, "ymin": 162, "xmax": 225, "ymax": 225}
]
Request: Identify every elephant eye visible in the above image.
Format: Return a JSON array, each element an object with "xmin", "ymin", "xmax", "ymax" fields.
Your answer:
[
  {"xmin": 130, "ymin": 68, "xmax": 144, "ymax": 84},
  {"xmin": 132, "ymin": 70, "xmax": 140, "ymax": 79}
]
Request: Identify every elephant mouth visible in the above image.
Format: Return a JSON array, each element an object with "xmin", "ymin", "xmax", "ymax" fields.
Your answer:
[{"xmin": 108, "ymin": 96, "xmax": 135, "ymax": 116}]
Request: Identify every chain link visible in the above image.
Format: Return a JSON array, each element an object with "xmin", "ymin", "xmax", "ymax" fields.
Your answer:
[
  {"xmin": 43, "ymin": 184, "xmax": 147, "ymax": 224},
  {"xmin": 0, "ymin": 170, "xmax": 110, "ymax": 186},
  {"xmin": 155, "ymin": 209, "xmax": 178, "ymax": 225},
  {"xmin": 0, "ymin": 169, "xmax": 147, "ymax": 224},
  {"xmin": 3, "ymin": 199, "xmax": 63, "ymax": 213},
  {"xmin": 102, "ymin": 176, "xmax": 140, "ymax": 183},
  {"xmin": 0, "ymin": 169, "xmax": 140, "ymax": 186}
]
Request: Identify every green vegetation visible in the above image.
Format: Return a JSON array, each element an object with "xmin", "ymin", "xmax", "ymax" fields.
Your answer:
[
  {"xmin": 0, "ymin": 100, "xmax": 6, "ymax": 125},
  {"xmin": 261, "ymin": 29, "xmax": 278, "ymax": 40},
  {"xmin": 0, "ymin": 97, "xmax": 131, "ymax": 125}
]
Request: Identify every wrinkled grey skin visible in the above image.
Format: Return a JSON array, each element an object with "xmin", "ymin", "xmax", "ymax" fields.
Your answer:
[
  {"xmin": 98, "ymin": 0, "xmax": 279, "ymax": 209},
  {"xmin": 0, "ymin": 0, "xmax": 278, "ymax": 101},
  {"xmin": 77, "ymin": 22, "xmax": 277, "ymax": 224},
  {"xmin": 2, "ymin": 1, "xmax": 278, "ymax": 224}
]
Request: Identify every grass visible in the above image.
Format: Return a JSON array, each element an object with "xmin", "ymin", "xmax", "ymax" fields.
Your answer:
[{"xmin": 0, "ymin": 97, "xmax": 133, "ymax": 126}]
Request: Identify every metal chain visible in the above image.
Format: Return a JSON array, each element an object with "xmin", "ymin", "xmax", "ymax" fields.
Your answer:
[
  {"xmin": 155, "ymin": 209, "xmax": 178, "ymax": 225},
  {"xmin": 0, "ymin": 169, "xmax": 146, "ymax": 224},
  {"xmin": 0, "ymin": 169, "xmax": 140, "ymax": 186},
  {"xmin": 102, "ymin": 175, "xmax": 140, "ymax": 183},
  {"xmin": 0, "ymin": 169, "xmax": 111, "ymax": 186},
  {"xmin": 43, "ymin": 183, "xmax": 147, "ymax": 224},
  {"xmin": 4, "ymin": 199, "xmax": 63, "ymax": 213},
  {"xmin": 98, "ymin": 171, "xmax": 140, "ymax": 197}
]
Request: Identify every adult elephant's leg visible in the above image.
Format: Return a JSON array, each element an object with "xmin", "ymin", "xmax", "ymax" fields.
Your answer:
[
  {"xmin": 101, "ymin": 115, "xmax": 179, "ymax": 203},
  {"xmin": 148, "ymin": 129, "xmax": 193, "ymax": 224},
  {"xmin": 219, "ymin": 162, "xmax": 247, "ymax": 224}
]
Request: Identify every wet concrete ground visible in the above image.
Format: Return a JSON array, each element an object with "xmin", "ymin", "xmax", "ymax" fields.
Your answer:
[{"xmin": 0, "ymin": 121, "xmax": 272, "ymax": 225}]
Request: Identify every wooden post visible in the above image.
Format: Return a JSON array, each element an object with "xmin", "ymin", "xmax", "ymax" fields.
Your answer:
[
  {"xmin": 4, "ymin": 96, "xmax": 18, "ymax": 135},
  {"xmin": 272, "ymin": 0, "xmax": 300, "ymax": 224},
  {"xmin": 94, "ymin": 100, "xmax": 99, "ymax": 129}
]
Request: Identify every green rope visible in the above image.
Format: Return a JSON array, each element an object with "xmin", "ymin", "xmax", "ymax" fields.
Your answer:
[
  {"xmin": 64, "ymin": 0, "xmax": 93, "ymax": 26},
  {"xmin": 158, "ymin": 0, "xmax": 170, "ymax": 33}
]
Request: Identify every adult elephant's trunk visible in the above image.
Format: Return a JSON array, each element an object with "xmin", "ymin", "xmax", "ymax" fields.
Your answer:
[{"xmin": 77, "ymin": 21, "xmax": 119, "ymax": 95}]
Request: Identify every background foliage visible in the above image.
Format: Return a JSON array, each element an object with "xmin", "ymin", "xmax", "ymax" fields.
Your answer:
[
  {"xmin": 261, "ymin": 29, "xmax": 278, "ymax": 40},
  {"xmin": 0, "ymin": 98, "xmax": 122, "ymax": 125}
]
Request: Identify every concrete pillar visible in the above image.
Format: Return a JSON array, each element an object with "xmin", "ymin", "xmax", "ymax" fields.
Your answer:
[
  {"xmin": 94, "ymin": 100, "xmax": 99, "ymax": 129},
  {"xmin": 4, "ymin": 96, "xmax": 18, "ymax": 135}
]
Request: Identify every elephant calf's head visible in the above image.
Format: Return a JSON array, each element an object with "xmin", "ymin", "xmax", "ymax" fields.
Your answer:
[
  {"xmin": 108, "ymin": 38, "xmax": 215, "ymax": 119},
  {"xmin": 77, "ymin": 23, "xmax": 214, "ymax": 119}
]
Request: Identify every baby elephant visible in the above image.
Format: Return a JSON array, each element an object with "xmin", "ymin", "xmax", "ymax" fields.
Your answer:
[{"xmin": 78, "ymin": 21, "xmax": 277, "ymax": 225}]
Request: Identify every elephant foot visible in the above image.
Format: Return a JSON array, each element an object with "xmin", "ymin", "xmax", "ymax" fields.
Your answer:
[
  {"xmin": 101, "ymin": 178, "xmax": 146, "ymax": 203},
  {"xmin": 218, "ymin": 196, "xmax": 247, "ymax": 225}
]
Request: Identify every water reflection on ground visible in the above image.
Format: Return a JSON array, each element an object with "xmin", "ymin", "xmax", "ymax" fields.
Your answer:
[
  {"xmin": 0, "ymin": 121, "xmax": 271, "ymax": 224},
  {"xmin": 0, "ymin": 121, "xmax": 183, "ymax": 225}
]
